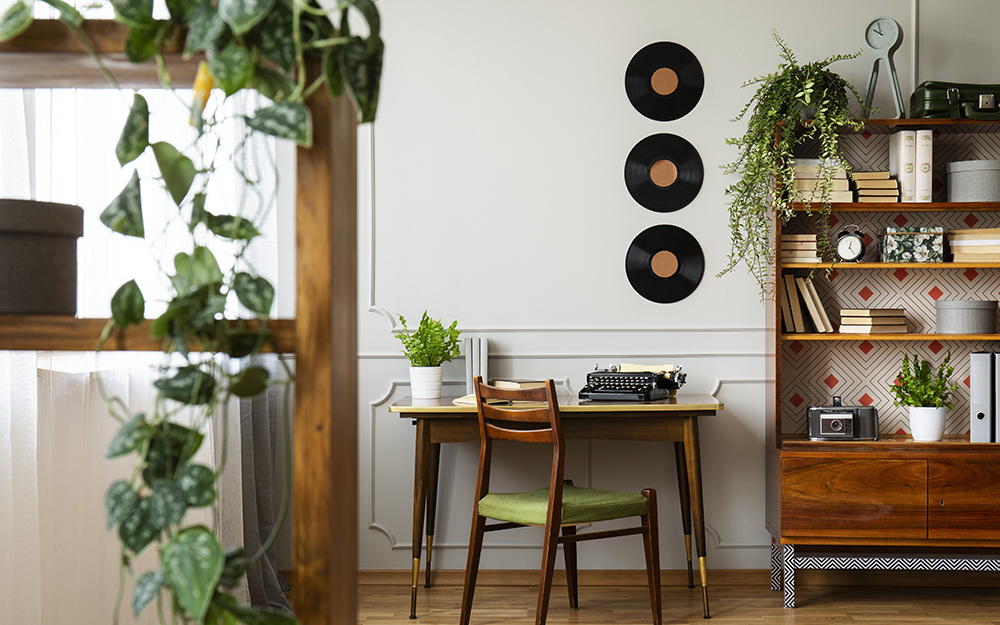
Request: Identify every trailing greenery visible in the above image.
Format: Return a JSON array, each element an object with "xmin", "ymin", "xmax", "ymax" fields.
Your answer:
[
  {"xmin": 719, "ymin": 30, "xmax": 865, "ymax": 298},
  {"xmin": 396, "ymin": 311, "xmax": 462, "ymax": 367},
  {"xmin": 2, "ymin": 1, "xmax": 383, "ymax": 623},
  {"xmin": 890, "ymin": 352, "xmax": 960, "ymax": 409}
]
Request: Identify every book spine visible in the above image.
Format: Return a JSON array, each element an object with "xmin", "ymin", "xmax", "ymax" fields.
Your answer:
[
  {"xmin": 479, "ymin": 337, "xmax": 489, "ymax": 389},
  {"xmin": 889, "ymin": 130, "xmax": 916, "ymax": 202},
  {"xmin": 465, "ymin": 337, "xmax": 475, "ymax": 394},
  {"xmin": 915, "ymin": 129, "xmax": 933, "ymax": 202}
]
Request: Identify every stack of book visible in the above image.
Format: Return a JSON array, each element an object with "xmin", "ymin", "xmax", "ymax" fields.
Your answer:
[
  {"xmin": 949, "ymin": 228, "xmax": 1000, "ymax": 262},
  {"xmin": 839, "ymin": 308, "xmax": 907, "ymax": 334},
  {"xmin": 781, "ymin": 233, "xmax": 820, "ymax": 264},
  {"xmin": 791, "ymin": 158, "xmax": 852, "ymax": 203},
  {"xmin": 852, "ymin": 171, "xmax": 899, "ymax": 203},
  {"xmin": 781, "ymin": 273, "xmax": 833, "ymax": 333}
]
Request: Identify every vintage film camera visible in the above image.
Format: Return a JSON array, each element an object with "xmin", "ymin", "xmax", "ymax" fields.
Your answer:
[{"xmin": 807, "ymin": 396, "xmax": 879, "ymax": 441}]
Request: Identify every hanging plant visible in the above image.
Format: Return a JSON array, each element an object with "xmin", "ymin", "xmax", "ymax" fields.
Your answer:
[{"xmin": 718, "ymin": 30, "xmax": 865, "ymax": 299}]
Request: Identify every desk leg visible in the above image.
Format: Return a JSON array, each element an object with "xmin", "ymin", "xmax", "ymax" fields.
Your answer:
[
  {"xmin": 683, "ymin": 417, "xmax": 710, "ymax": 619},
  {"xmin": 673, "ymin": 441, "xmax": 695, "ymax": 589},
  {"xmin": 410, "ymin": 420, "xmax": 431, "ymax": 619},
  {"xmin": 424, "ymin": 443, "xmax": 441, "ymax": 589}
]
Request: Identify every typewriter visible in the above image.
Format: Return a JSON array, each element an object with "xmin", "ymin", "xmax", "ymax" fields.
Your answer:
[{"xmin": 578, "ymin": 363, "xmax": 687, "ymax": 402}]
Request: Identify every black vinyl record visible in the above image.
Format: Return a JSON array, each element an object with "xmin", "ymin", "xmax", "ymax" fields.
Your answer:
[
  {"xmin": 625, "ymin": 224, "xmax": 704, "ymax": 303},
  {"xmin": 624, "ymin": 133, "xmax": 703, "ymax": 212},
  {"xmin": 625, "ymin": 41, "xmax": 704, "ymax": 121}
]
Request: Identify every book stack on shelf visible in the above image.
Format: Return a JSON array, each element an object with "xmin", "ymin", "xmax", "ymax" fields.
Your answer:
[
  {"xmin": 852, "ymin": 171, "xmax": 899, "ymax": 203},
  {"xmin": 839, "ymin": 308, "xmax": 907, "ymax": 334},
  {"xmin": 889, "ymin": 129, "xmax": 933, "ymax": 202},
  {"xmin": 781, "ymin": 273, "xmax": 833, "ymax": 333},
  {"xmin": 781, "ymin": 233, "xmax": 820, "ymax": 264},
  {"xmin": 791, "ymin": 158, "xmax": 851, "ymax": 203},
  {"xmin": 949, "ymin": 228, "xmax": 1000, "ymax": 262}
]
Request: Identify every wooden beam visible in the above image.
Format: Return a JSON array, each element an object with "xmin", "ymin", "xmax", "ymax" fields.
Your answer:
[{"xmin": 293, "ymin": 64, "xmax": 358, "ymax": 624}]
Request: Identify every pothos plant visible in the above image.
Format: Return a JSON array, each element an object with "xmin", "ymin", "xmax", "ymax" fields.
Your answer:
[
  {"xmin": 1, "ymin": 1, "xmax": 382, "ymax": 624},
  {"xmin": 719, "ymin": 30, "xmax": 865, "ymax": 299}
]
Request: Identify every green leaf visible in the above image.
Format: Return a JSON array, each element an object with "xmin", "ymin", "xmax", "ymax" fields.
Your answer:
[
  {"xmin": 112, "ymin": 0, "xmax": 154, "ymax": 29},
  {"xmin": 207, "ymin": 594, "xmax": 241, "ymax": 625},
  {"xmin": 253, "ymin": 66, "xmax": 296, "ymax": 103},
  {"xmin": 348, "ymin": 0, "xmax": 380, "ymax": 52},
  {"xmin": 124, "ymin": 23, "xmax": 161, "ymax": 63},
  {"xmin": 254, "ymin": 4, "xmax": 294, "ymax": 72},
  {"xmin": 100, "ymin": 171, "xmax": 144, "ymax": 237},
  {"xmin": 184, "ymin": 1, "xmax": 228, "ymax": 58},
  {"xmin": 246, "ymin": 102, "xmax": 311, "ymax": 147},
  {"xmin": 105, "ymin": 480, "xmax": 139, "ymax": 529},
  {"xmin": 142, "ymin": 422, "xmax": 204, "ymax": 484},
  {"xmin": 173, "ymin": 246, "xmax": 224, "ymax": 293},
  {"xmin": 218, "ymin": 0, "xmax": 274, "ymax": 36},
  {"xmin": 162, "ymin": 527, "xmax": 224, "ymax": 623},
  {"xmin": 154, "ymin": 366, "xmax": 216, "ymax": 405},
  {"xmin": 207, "ymin": 214, "xmax": 260, "ymax": 240},
  {"xmin": 225, "ymin": 329, "xmax": 270, "ymax": 359},
  {"xmin": 229, "ymin": 366, "xmax": 269, "ymax": 398},
  {"xmin": 111, "ymin": 279, "xmax": 145, "ymax": 327},
  {"xmin": 218, "ymin": 547, "xmax": 251, "ymax": 589},
  {"xmin": 0, "ymin": 1, "xmax": 32, "ymax": 42},
  {"xmin": 340, "ymin": 35, "xmax": 383, "ymax": 123},
  {"xmin": 189, "ymin": 192, "xmax": 208, "ymax": 231},
  {"xmin": 165, "ymin": 0, "xmax": 198, "ymax": 23},
  {"xmin": 148, "ymin": 480, "xmax": 187, "ymax": 528},
  {"xmin": 132, "ymin": 570, "xmax": 163, "ymax": 617},
  {"xmin": 178, "ymin": 464, "xmax": 216, "ymax": 507},
  {"xmin": 233, "ymin": 272, "xmax": 274, "ymax": 316},
  {"xmin": 119, "ymin": 496, "xmax": 159, "ymax": 554},
  {"xmin": 322, "ymin": 45, "xmax": 345, "ymax": 98},
  {"xmin": 151, "ymin": 141, "xmax": 196, "ymax": 206},
  {"xmin": 40, "ymin": 0, "xmax": 83, "ymax": 28},
  {"xmin": 223, "ymin": 603, "xmax": 300, "ymax": 625},
  {"xmin": 209, "ymin": 43, "xmax": 254, "ymax": 97},
  {"xmin": 106, "ymin": 413, "xmax": 150, "ymax": 458},
  {"xmin": 116, "ymin": 94, "xmax": 150, "ymax": 166}
]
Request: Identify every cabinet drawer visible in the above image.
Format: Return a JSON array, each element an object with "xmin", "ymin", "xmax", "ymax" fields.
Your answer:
[
  {"xmin": 781, "ymin": 457, "xmax": 927, "ymax": 538},
  {"xmin": 929, "ymin": 460, "xmax": 1000, "ymax": 540}
]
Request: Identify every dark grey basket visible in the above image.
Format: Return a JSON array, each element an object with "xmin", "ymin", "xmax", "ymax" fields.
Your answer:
[{"xmin": 0, "ymin": 199, "xmax": 83, "ymax": 315}]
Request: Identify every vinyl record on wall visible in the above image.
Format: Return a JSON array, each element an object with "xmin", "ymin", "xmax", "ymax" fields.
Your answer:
[
  {"xmin": 625, "ymin": 41, "xmax": 704, "ymax": 121},
  {"xmin": 624, "ymin": 133, "xmax": 703, "ymax": 212},
  {"xmin": 625, "ymin": 224, "xmax": 704, "ymax": 303}
]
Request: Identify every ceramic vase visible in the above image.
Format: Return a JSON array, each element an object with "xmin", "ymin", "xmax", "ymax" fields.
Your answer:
[
  {"xmin": 909, "ymin": 406, "xmax": 946, "ymax": 442},
  {"xmin": 409, "ymin": 365, "xmax": 443, "ymax": 400}
]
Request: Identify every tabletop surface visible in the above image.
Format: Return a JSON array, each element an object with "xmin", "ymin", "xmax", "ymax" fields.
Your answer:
[{"xmin": 389, "ymin": 393, "xmax": 723, "ymax": 414}]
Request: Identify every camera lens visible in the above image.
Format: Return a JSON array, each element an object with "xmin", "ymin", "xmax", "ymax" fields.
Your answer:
[{"xmin": 830, "ymin": 419, "xmax": 844, "ymax": 432}]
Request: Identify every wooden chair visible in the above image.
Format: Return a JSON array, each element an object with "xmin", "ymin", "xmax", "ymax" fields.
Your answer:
[{"xmin": 460, "ymin": 377, "xmax": 661, "ymax": 625}]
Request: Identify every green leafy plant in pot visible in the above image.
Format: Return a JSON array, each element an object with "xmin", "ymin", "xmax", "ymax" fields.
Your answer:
[
  {"xmin": 396, "ymin": 311, "xmax": 461, "ymax": 400},
  {"xmin": 719, "ymin": 30, "xmax": 865, "ymax": 299},
  {"xmin": 889, "ymin": 352, "xmax": 959, "ymax": 442}
]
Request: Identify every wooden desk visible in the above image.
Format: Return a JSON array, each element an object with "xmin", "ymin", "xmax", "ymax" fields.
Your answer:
[{"xmin": 390, "ymin": 393, "xmax": 723, "ymax": 619}]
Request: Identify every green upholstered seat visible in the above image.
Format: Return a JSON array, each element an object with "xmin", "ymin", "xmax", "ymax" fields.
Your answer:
[{"xmin": 478, "ymin": 484, "xmax": 649, "ymax": 526}]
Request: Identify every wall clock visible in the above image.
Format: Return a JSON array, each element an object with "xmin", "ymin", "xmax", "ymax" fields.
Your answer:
[{"xmin": 862, "ymin": 16, "xmax": 905, "ymax": 118}]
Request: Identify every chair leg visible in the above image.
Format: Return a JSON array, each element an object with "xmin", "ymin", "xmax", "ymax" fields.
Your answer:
[
  {"xmin": 460, "ymin": 513, "xmax": 488, "ymax": 625},
  {"xmin": 561, "ymin": 525, "xmax": 578, "ymax": 609},
  {"xmin": 641, "ymin": 489, "xmax": 662, "ymax": 625},
  {"xmin": 535, "ymin": 517, "xmax": 561, "ymax": 625}
]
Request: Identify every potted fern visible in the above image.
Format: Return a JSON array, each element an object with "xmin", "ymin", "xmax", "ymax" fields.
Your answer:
[
  {"xmin": 719, "ymin": 30, "xmax": 865, "ymax": 298},
  {"xmin": 395, "ymin": 311, "xmax": 461, "ymax": 400},
  {"xmin": 889, "ymin": 352, "xmax": 959, "ymax": 442}
]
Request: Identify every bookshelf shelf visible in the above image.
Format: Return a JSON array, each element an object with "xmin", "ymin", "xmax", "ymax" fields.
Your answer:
[
  {"xmin": 783, "ymin": 262, "xmax": 1000, "ymax": 269},
  {"xmin": 781, "ymin": 333, "xmax": 1000, "ymax": 342},
  {"xmin": 794, "ymin": 202, "xmax": 1000, "ymax": 211}
]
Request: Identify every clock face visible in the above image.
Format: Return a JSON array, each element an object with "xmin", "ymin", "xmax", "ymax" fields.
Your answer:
[
  {"xmin": 836, "ymin": 234, "xmax": 864, "ymax": 261},
  {"xmin": 865, "ymin": 17, "xmax": 901, "ymax": 51}
]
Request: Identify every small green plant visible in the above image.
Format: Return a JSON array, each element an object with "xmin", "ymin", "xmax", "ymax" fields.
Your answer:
[
  {"xmin": 396, "ymin": 311, "xmax": 461, "ymax": 367},
  {"xmin": 889, "ymin": 352, "xmax": 960, "ymax": 408}
]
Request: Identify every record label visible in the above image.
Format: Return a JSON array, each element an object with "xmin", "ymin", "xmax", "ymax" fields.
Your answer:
[
  {"xmin": 625, "ymin": 42, "xmax": 704, "ymax": 121},
  {"xmin": 626, "ymin": 225, "xmax": 704, "ymax": 303},
  {"xmin": 625, "ymin": 134, "xmax": 703, "ymax": 212}
]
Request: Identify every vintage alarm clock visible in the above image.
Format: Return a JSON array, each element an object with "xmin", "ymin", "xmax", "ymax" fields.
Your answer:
[{"xmin": 835, "ymin": 225, "xmax": 865, "ymax": 262}]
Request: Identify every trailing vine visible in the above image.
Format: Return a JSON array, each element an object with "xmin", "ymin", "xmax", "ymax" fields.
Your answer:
[
  {"xmin": 719, "ymin": 30, "xmax": 865, "ymax": 299},
  {"xmin": 1, "ymin": 1, "xmax": 382, "ymax": 623}
]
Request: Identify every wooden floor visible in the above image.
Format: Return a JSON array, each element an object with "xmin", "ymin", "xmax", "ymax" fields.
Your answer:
[{"xmin": 358, "ymin": 584, "xmax": 1000, "ymax": 624}]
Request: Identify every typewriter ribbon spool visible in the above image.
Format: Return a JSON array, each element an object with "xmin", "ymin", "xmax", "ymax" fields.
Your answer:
[
  {"xmin": 624, "ymin": 133, "xmax": 703, "ymax": 212},
  {"xmin": 625, "ymin": 41, "xmax": 704, "ymax": 121},
  {"xmin": 625, "ymin": 224, "xmax": 704, "ymax": 303}
]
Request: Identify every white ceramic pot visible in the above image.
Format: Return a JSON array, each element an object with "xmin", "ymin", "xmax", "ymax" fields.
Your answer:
[
  {"xmin": 409, "ymin": 366, "xmax": 443, "ymax": 400},
  {"xmin": 909, "ymin": 406, "xmax": 947, "ymax": 442}
]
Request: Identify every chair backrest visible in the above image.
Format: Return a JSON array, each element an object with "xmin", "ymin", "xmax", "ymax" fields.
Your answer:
[{"xmin": 472, "ymin": 376, "xmax": 565, "ymax": 514}]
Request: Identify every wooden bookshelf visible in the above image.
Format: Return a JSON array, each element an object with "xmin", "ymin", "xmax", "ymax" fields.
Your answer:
[{"xmin": 782, "ymin": 333, "xmax": 1000, "ymax": 341}]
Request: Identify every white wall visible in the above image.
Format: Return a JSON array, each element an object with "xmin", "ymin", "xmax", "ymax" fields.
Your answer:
[{"xmin": 355, "ymin": 0, "xmax": 952, "ymax": 572}]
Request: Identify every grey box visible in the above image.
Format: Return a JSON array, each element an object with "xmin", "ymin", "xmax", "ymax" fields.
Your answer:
[
  {"xmin": 947, "ymin": 160, "xmax": 1000, "ymax": 202},
  {"xmin": 935, "ymin": 300, "xmax": 998, "ymax": 334}
]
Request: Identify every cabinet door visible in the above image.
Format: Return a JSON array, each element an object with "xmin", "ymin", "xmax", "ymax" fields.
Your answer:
[
  {"xmin": 781, "ymin": 457, "xmax": 927, "ymax": 538},
  {"xmin": 929, "ymin": 460, "xmax": 1000, "ymax": 540}
]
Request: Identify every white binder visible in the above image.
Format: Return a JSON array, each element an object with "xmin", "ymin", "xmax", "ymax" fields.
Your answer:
[{"xmin": 970, "ymin": 352, "xmax": 994, "ymax": 443}]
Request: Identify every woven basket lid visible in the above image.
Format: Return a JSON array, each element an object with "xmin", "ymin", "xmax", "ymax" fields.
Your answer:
[{"xmin": 0, "ymin": 199, "xmax": 83, "ymax": 237}]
